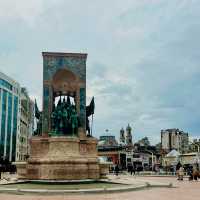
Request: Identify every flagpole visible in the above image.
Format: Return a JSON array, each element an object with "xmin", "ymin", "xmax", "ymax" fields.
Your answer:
[{"xmin": 91, "ymin": 114, "xmax": 94, "ymax": 136}]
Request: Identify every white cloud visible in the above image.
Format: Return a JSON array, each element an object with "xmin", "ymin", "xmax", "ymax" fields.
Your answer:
[{"xmin": 0, "ymin": 0, "xmax": 46, "ymax": 24}]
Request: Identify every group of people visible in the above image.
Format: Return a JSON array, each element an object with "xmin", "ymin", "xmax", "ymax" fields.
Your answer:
[
  {"xmin": 112, "ymin": 163, "xmax": 142, "ymax": 176},
  {"xmin": 112, "ymin": 162, "xmax": 200, "ymax": 181},
  {"xmin": 176, "ymin": 163, "xmax": 200, "ymax": 181},
  {"xmin": 127, "ymin": 164, "xmax": 136, "ymax": 175}
]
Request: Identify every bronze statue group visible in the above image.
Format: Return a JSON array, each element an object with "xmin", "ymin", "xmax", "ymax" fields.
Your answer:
[
  {"xmin": 51, "ymin": 96, "xmax": 78, "ymax": 136},
  {"xmin": 34, "ymin": 96, "xmax": 95, "ymax": 136}
]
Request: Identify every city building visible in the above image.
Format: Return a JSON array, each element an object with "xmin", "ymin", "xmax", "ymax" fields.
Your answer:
[
  {"xmin": 0, "ymin": 71, "xmax": 21, "ymax": 162},
  {"xmin": 125, "ymin": 124, "xmax": 133, "ymax": 147},
  {"xmin": 97, "ymin": 132, "xmax": 130, "ymax": 169},
  {"xmin": 162, "ymin": 150, "xmax": 200, "ymax": 170},
  {"xmin": 99, "ymin": 135, "xmax": 118, "ymax": 146},
  {"xmin": 161, "ymin": 128, "xmax": 189, "ymax": 154},
  {"xmin": 0, "ymin": 71, "xmax": 34, "ymax": 163},
  {"xmin": 16, "ymin": 88, "xmax": 34, "ymax": 162},
  {"xmin": 189, "ymin": 139, "xmax": 200, "ymax": 153},
  {"xmin": 97, "ymin": 127, "xmax": 162, "ymax": 170},
  {"xmin": 119, "ymin": 128, "xmax": 125, "ymax": 144},
  {"xmin": 119, "ymin": 124, "xmax": 133, "ymax": 147},
  {"xmin": 126, "ymin": 151, "xmax": 157, "ymax": 171},
  {"xmin": 133, "ymin": 142, "xmax": 161, "ymax": 170},
  {"xmin": 98, "ymin": 135, "xmax": 120, "ymax": 164}
]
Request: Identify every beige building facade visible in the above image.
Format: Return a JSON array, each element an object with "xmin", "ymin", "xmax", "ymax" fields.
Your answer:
[
  {"xmin": 161, "ymin": 129, "xmax": 189, "ymax": 154},
  {"xmin": 16, "ymin": 88, "xmax": 34, "ymax": 162},
  {"xmin": 162, "ymin": 151, "xmax": 199, "ymax": 167}
]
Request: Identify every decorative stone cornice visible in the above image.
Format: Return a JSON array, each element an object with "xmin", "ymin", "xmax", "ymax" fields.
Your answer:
[{"xmin": 42, "ymin": 52, "xmax": 87, "ymax": 58}]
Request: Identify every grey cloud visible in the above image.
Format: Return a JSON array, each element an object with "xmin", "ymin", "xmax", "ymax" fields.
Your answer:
[{"xmin": 1, "ymin": 0, "xmax": 200, "ymax": 144}]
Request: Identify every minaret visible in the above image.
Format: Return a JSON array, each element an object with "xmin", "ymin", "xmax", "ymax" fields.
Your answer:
[
  {"xmin": 120, "ymin": 128, "xmax": 125, "ymax": 144},
  {"xmin": 126, "ymin": 124, "xmax": 133, "ymax": 146}
]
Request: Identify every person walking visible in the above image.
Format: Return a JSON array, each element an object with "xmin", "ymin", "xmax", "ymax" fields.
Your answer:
[
  {"xmin": 193, "ymin": 165, "xmax": 199, "ymax": 181},
  {"xmin": 178, "ymin": 166, "xmax": 184, "ymax": 181},
  {"xmin": 133, "ymin": 165, "xmax": 136, "ymax": 175},
  {"xmin": 187, "ymin": 165, "xmax": 193, "ymax": 181},
  {"xmin": 115, "ymin": 164, "xmax": 119, "ymax": 176},
  {"xmin": 129, "ymin": 164, "xmax": 133, "ymax": 175}
]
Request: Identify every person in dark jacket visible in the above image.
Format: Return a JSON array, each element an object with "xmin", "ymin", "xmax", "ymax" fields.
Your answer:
[
  {"xmin": 129, "ymin": 165, "xmax": 133, "ymax": 175},
  {"xmin": 115, "ymin": 164, "xmax": 119, "ymax": 176},
  {"xmin": 187, "ymin": 166, "xmax": 193, "ymax": 181},
  {"xmin": 193, "ymin": 166, "xmax": 199, "ymax": 181}
]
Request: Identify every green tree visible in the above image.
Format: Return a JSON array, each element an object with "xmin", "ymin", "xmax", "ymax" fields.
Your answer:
[{"xmin": 138, "ymin": 137, "xmax": 150, "ymax": 147}]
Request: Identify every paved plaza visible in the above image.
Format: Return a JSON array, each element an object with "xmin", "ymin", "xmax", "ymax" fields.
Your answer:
[{"xmin": 0, "ymin": 175, "xmax": 200, "ymax": 200}]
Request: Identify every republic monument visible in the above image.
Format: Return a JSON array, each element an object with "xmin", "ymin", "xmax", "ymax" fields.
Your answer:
[{"xmin": 16, "ymin": 52, "xmax": 106, "ymax": 180}]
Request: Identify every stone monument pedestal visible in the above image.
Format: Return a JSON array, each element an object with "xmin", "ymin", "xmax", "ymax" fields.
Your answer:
[{"xmin": 18, "ymin": 133, "xmax": 100, "ymax": 180}]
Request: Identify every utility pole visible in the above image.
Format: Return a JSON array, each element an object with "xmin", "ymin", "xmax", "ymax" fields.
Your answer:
[{"xmin": 145, "ymin": 150, "xmax": 154, "ymax": 173}]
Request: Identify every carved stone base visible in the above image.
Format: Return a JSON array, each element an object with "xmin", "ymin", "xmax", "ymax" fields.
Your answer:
[{"xmin": 17, "ymin": 134, "xmax": 101, "ymax": 180}]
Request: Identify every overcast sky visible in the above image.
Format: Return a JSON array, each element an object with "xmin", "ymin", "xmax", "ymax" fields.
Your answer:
[{"xmin": 0, "ymin": 0, "xmax": 200, "ymax": 144}]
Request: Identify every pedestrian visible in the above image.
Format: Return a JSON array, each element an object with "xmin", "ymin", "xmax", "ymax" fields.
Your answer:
[
  {"xmin": 177, "ymin": 166, "xmax": 184, "ymax": 181},
  {"xmin": 127, "ymin": 164, "xmax": 131, "ymax": 173},
  {"xmin": 133, "ymin": 165, "xmax": 136, "ymax": 175},
  {"xmin": 115, "ymin": 164, "xmax": 119, "ymax": 176},
  {"xmin": 129, "ymin": 165, "xmax": 133, "ymax": 175},
  {"xmin": 176, "ymin": 162, "xmax": 181, "ymax": 177},
  {"xmin": 187, "ymin": 166, "xmax": 193, "ymax": 181},
  {"xmin": 193, "ymin": 166, "xmax": 199, "ymax": 181}
]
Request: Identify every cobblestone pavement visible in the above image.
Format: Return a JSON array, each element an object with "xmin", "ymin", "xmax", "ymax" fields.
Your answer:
[{"xmin": 0, "ymin": 176, "xmax": 199, "ymax": 200}]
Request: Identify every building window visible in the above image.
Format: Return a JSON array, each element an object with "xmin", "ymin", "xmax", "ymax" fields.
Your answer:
[
  {"xmin": 6, "ymin": 92, "xmax": 13, "ymax": 158},
  {"xmin": 0, "ymin": 78, "xmax": 13, "ymax": 91},
  {"xmin": 12, "ymin": 96, "xmax": 18, "ymax": 161},
  {"xmin": 0, "ymin": 90, "xmax": 7, "ymax": 158}
]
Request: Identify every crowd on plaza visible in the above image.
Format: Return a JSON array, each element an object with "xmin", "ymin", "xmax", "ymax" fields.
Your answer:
[
  {"xmin": 111, "ymin": 162, "xmax": 200, "ymax": 182},
  {"xmin": 176, "ymin": 162, "xmax": 200, "ymax": 181}
]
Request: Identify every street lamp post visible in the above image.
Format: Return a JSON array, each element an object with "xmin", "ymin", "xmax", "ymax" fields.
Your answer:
[
  {"xmin": 145, "ymin": 150, "xmax": 154, "ymax": 173},
  {"xmin": 151, "ymin": 153, "xmax": 154, "ymax": 172}
]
